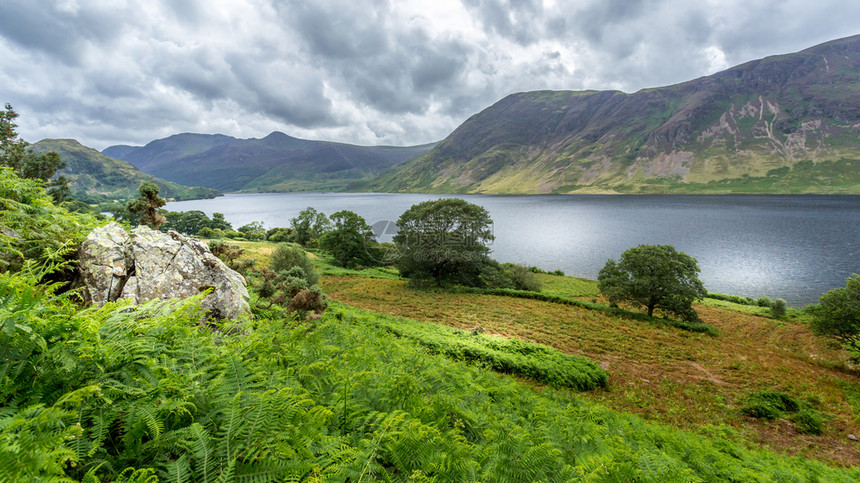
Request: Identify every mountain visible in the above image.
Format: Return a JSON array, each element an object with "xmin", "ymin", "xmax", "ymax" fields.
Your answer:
[
  {"xmin": 368, "ymin": 35, "xmax": 860, "ymax": 194},
  {"xmin": 32, "ymin": 139, "xmax": 221, "ymax": 203},
  {"xmin": 104, "ymin": 132, "xmax": 436, "ymax": 192}
]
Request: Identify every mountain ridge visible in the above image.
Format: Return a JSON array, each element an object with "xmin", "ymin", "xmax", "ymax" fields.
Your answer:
[
  {"xmin": 365, "ymin": 34, "xmax": 860, "ymax": 194},
  {"xmin": 104, "ymin": 132, "xmax": 436, "ymax": 192}
]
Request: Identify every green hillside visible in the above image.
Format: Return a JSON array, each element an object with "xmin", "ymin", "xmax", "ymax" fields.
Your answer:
[
  {"xmin": 367, "ymin": 35, "xmax": 860, "ymax": 194},
  {"xmin": 33, "ymin": 138, "xmax": 221, "ymax": 202}
]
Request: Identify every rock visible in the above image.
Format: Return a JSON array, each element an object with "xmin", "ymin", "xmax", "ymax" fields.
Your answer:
[
  {"xmin": 77, "ymin": 223, "xmax": 250, "ymax": 320},
  {"xmin": 77, "ymin": 222, "xmax": 133, "ymax": 306},
  {"xmin": 849, "ymin": 434, "xmax": 859, "ymax": 441}
]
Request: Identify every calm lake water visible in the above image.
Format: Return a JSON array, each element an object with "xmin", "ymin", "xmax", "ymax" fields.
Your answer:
[{"xmin": 167, "ymin": 193, "xmax": 860, "ymax": 306}]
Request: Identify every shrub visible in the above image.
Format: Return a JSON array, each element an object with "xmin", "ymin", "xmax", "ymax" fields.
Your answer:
[
  {"xmin": 266, "ymin": 226, "xmax": 293, "ymax": 243},
  {"xmin": 756, "ymin": 295, "xmax": 773, "ymax": 307},
  {"xmin": 741, "ymin": 390, "xmax": 799, "ymax": 420},
  {"xmin": 270, "ymin": 244, "xmax": 318, "ymax": 286},
  {"xmin": 770, "ymin": 298, "xmax": 787, "ymax": 318},
  {"xmin": 504, "ymin": 263, "xmax": 543, "ymax": 292},
  {"xmin": 792, "ymin": 408, "xmax": 824, "ymax": 435}
]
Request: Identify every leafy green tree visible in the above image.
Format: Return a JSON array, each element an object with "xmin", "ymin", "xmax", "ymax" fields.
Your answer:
[
  {"xmin": 810, "ymin": 274, "xmax": 860, "ymax": 360},
  {"xmin": 290, "ymin": 207, "xmax": 331, "ymax": 246},
  {"xmin": 126, "ymin": 181, "xmax": 166, "ymax": 229},
  {"xmin": 238, "ymin": 221, "xmax": 266, "ymax": 240},
  {"xmin": 0, "ymin": 104, "xmax": 69, "ymax": 203},
  {"xmin": 393, "ymin": 198, "xmax": 494, "ymax": 286},
  {"xmin": 598, "ymin": 244, "xmax": 706, "ymax": 321},
  {"xmin": 320, "ymin": 210, "xmax": 379, "ymax": 268}
]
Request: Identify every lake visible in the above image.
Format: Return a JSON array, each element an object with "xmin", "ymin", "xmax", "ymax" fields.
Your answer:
[{"xmin": 167, "ymin": 193, "xmax": 860, "ymax": 306}]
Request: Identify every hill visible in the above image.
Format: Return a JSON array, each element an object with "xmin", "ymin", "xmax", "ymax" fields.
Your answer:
[
  {"xmin": 32, "ymin": 139, "xmax": 221, "ymax": 203},
  {"xmin": 367, "ymin": 35, "xmax": 860, "ymax": 194},
  {"xmin": 103, "ymin": 132, "xmax": 435, "ymax": 192}
]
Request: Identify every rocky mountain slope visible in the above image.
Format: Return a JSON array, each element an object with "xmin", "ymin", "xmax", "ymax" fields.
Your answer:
[
  {"xmin": 368, "ymin": 35, "xmax": 860, "ymax": 194},
  {"xmin": 104, "ymin": 132, "xmax": 435, "ymax": 192},
  {"xmin": 33, "ymin": 139, "xmax": 221, "ymax": 203}
]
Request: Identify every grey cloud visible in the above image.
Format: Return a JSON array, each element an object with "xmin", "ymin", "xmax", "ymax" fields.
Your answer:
[
  {"xmin": 462, "ymin": 0, "xmax": 543, "ymax": 45},
  {"xmin": 0, "ymin": 1, "xmax": 124, "ymax": 65}
]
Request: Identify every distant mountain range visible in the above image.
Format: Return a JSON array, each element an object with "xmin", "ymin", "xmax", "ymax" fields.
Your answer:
[
  {"xmin": 367, "ymin": 35, "xmax": 860, "ymax": 194},
  {"xmin": 103, "ymin": 132, "xmax": 436, "ymax": 192},
  {"xmin": 32, "ymin": 139, "xmax": 220, "ymax": 203}
]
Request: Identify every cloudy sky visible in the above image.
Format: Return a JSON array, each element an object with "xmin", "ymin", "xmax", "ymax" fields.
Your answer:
[{"xmin": 1, "ymin": 0, "xmax": 858, "ymax": 151}]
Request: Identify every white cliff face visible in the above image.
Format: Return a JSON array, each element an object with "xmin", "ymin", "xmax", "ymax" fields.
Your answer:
[{"xmin": 78, "ymin": 222, "xmax": 250, "ymax": 320}]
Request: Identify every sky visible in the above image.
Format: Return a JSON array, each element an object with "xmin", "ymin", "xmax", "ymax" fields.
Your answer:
[{"xmin": 1, "ymin": 0, "xmax": 859, "ymax": 151}]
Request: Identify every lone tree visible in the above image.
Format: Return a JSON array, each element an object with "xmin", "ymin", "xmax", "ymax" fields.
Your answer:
[
  {"xmin": 320, "ymin": 210, "xmax": 380, "ymax": 268},
  {"xmin": 393, "ymin": 198, "xmax": 494, "ymax": 286},
  {"xmin": 127, "ymin": 181, "xmax": 166, "ymax": 229},
  {"xmin": 810, "ymin": 274, "xmax": 860, "ymax": 360},
  {"xmin": 290, "ymin": 207, "xmax": 331, "ymax": 246},
  {"xmin": 0, "ymin": 103, "xmax": 69, "ymax": 202},
  {"xmin": 598, "ymin": 244, "xmax": 706, "ymax": 321}
]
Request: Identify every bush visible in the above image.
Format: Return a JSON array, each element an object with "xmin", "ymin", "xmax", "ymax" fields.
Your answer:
[
  {"xmin": 756, "ymin": 295, "xmax": 773, "ymax": 308},
  {"xmin": 770, "ymin": 298, "xmax": 787, "ymax": 318},
  {"xmin": 503, "ymin": 263, "xmax": 543, "ymax": 292},
  {"xmin": 266, "ymin": 226, "xmax": 293, "ymax": 243},
  {"xmin": 741, "ymin": 390, "xmax": 799, "ymax": 420},
  {"xmin": 270, "ymin": 244, "xmax": 318, "ymax": 286},
  {"xmin": 792, "ymin": 408, "xmax": 824, "ymax": 435}
]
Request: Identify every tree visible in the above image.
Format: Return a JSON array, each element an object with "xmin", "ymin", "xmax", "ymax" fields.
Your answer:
[
  {"xmin": 126, "ymin": 181, "xmax": 166, "ymax": 229},
  {"xmin": 0, "ymin": 104, "xmax": 68, "ymax": 202},
  {"xmin": 393, "ymin": 198, "xmax": 494, "ymax": 286},
  {"xmin": 598, "ymin": 244, "xmax": 706, "ymax": 321},
  {"xmin": 810, "ymin": 274, "xmax": 860, "ymax": 360},
  {"xmin": 320, "ymin": 210, "xmax": 379, "ymax": 268},
  {"xmin": 238, "ymin": 221, "xmax": 266, "ymax": 240},
  {"xmin": 290, "ymin": 207, "xmax": 331, "ymax": 246}
]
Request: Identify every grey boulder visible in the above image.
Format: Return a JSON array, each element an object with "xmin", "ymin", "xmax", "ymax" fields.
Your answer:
[{"xmin": 77, "ymin": 222, "xmax": 250, "ymax": 320}]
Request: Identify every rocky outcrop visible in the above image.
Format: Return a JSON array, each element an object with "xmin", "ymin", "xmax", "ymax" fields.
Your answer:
[{"xmin": 77, "ymin": 222, "xmax": 250, "ymax": 319}]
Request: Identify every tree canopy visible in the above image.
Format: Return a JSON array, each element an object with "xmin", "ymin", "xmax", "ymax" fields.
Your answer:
[
  {"xmin": 0, "ymin": 103, "xmax": 69, "ymax": 203},
  {"xmin": 598, "ymin": 244, "xmax": 706, "ymax": 321},
  {"xmin": 290, "ymin": 207, "xmax": 331, "ymax": 246},
  {"xmin": 393, "ymin": 198, "xmax": 494, "ymax": 286},
  {"xmin": 126, "ymin": 181, "xmax": 166, "ymax": 229},
  {"xmin": 810, "ymin": 274, "xmax": 860, "ymax": 360},
  {"xmin": 320, "ymin": 210, "xmax": 379, "ymax": 268}
]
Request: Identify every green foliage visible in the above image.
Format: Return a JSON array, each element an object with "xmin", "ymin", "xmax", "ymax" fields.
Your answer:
[
  {"xmin": 270, "ymin": 244, "xmax": 318, "ymax": 286},
  {"xmin": 501, "ymin": 263, "xmax": 543, "ymax": 291},
  {"xmin": 349, "ymin": 306, "xmax": 607, "ymax": 390},
  {"xmin": 161, "ymin": 210, "xmax": 232, "ymax": 236},
  {"xmin": 1, "ymin": 271, "xmax": 857, "ymax": 481},
  {"xmin": 237, "ymin": 221, "xmax": 266, "ymax": 241},
  {"xmin": 125, "ymin": 182, "xmax": 166, "ymax": 229},
  {"xmin": 0, "ymin": 167, "xmax": 99, "ymax": 275},
  {"xmin": 810, "ymin": 274, "xmax": 860, "ymax": 359},
  {"xmin": 741, "ymin": 390, "xmax": 800, "ymax": 420},
  {"xmin": 290, "ymin": 207, "xmax": 331, "ymax": 246},
  {"xmin": 265, "ymin": 226, "xmax": 292, "ymax": 243},
  {"xmin": 598, "ymin": 244, "xmax": 707, "ymax": 322},
  {"xmin": 770, "ymin": 298, "xmax": 788, "ymax": 318},
  {"xmin": 319, "ymin": 210, "xmax": 380, "ymax": 268},
  {"xmin": 258, "ymin": 244, "xmax": 326, "ymax": 318},
  {"xmin": 394, "ymin": 198, "xmax": 495, "ymax": 287},
  {"xmin": 741, "ymin": 390, "xmax": 824, "ymax": 435},
  {"xmin": 0, "ymin": 104, "xmax": 69, "ymax": 202}
]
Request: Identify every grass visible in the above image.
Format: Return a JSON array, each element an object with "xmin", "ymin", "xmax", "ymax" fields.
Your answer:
[
  {"xmin": 319, "ymin": 275, "xmax": 860, "ymax": 467},
  {"xmin": 231, "ymin": 240, "xmax": 860, "ymax": 466}
]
